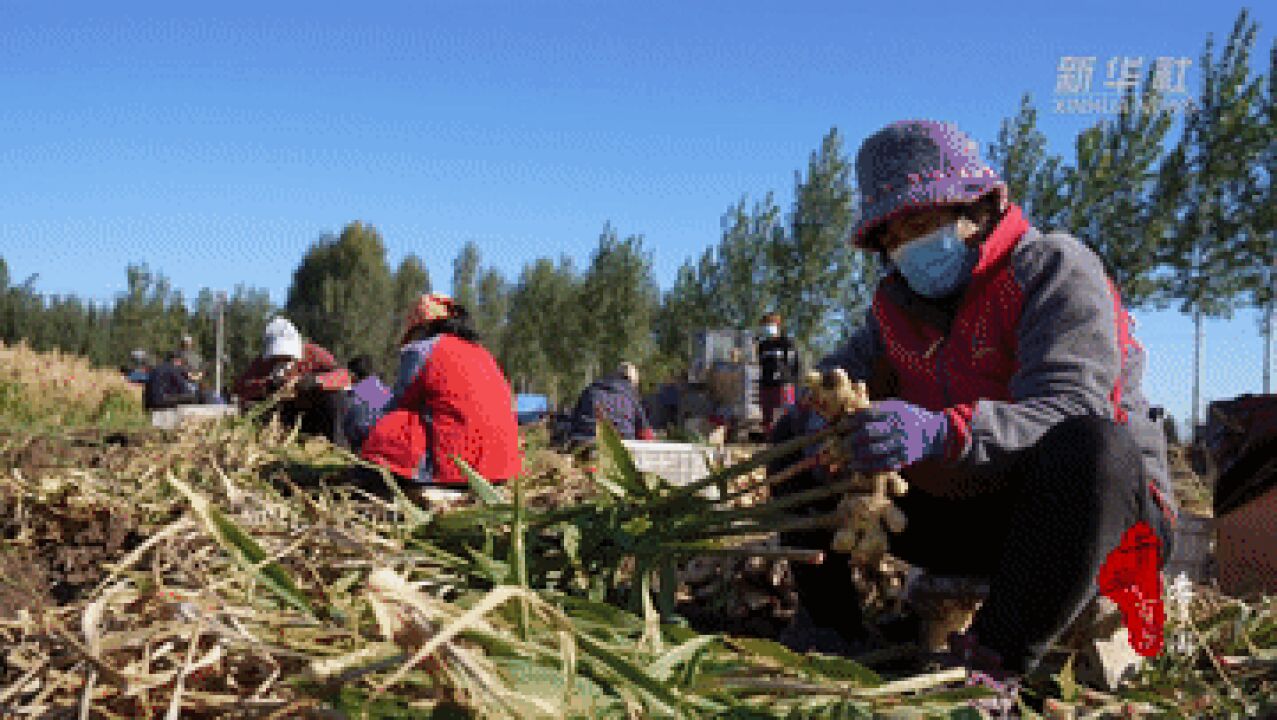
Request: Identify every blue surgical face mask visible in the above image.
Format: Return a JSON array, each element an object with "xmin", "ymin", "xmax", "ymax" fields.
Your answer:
[{"xmin": 888, "ymin": 224, "xmax": 978, "ymax": 298}]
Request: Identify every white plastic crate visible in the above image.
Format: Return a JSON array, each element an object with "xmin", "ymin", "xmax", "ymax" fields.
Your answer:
[
  {"xmin": 151, "ymin": 404, "xmax": 239, "ymax": 430},
  {"xmin": 620, "ymin": 440, "xmax": 724, "ymax": 498}
]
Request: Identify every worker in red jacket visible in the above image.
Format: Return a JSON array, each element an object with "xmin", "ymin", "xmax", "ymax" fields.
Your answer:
[
  {"xmin": 234, "ymin": 316, "xmax": 352, "ymax": 447},
  {"xmin": 770, "ymin": 120, "xmax": 1177, "ymax": 694},
  {"xmin": 348, "ymin": 293, "xmax": 521, "ymax": 504}
]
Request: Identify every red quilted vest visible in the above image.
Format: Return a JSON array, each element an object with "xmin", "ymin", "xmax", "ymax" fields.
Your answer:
[
  {"xmin": 361, "ymin": 335, "xmax": 521, "ymax": 485},
  {"xmin": 359, "ymin": 409, "xmax": 428, "ymax": 480}
]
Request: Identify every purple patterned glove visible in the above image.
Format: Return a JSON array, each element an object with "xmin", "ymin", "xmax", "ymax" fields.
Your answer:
[{"xmin": 844, "ymin": 399, "xmax": 949, "ymax": 471}]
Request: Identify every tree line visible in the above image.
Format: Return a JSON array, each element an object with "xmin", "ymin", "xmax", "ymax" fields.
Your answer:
[{"xmin": 0, "ymin": 10, "xmax": 1271, "ymax": 426}]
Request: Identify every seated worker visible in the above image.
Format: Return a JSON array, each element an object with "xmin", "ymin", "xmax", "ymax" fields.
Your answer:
[
  {"xmin": 346, "ymin": 354, "xmax": 392, "ymax": 410},
  {"xmin": 143, "ymin": 351, "xmax": 201, "ymax": 410},
  {"xmin": 346, "ymin": 293, "xmax": 521, "ymax": 502},
  {"xmin": 769, "ymin": 120, "xmax": 1177, "ymax": 689},
  {"xmin": 652, "ymin": 377, "xmax": 683, "ymax": 431},
  {"xmin": 234, "ymin": 316, "xmax": 352, "ymax": 447},
  {"xmin": 178, "ymin": 334, "xmax": 203, "ymax": 374},
  {"xmin": 567, "ymin": 361, "xmax": 656, "ymax": 444},
  {"xmin": 124, "ymin": 349, "xmax": 152, "ymax": 384},
  {"xmin": 188, "ymin": 367, "xmax": 227, "ymax": 405}
]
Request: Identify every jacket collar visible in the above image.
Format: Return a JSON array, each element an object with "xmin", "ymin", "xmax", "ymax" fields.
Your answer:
[
  {"xmin": 972, "ymin": 202, "xmax": 1031, "ymax": 279},
  {"xmin": 878, "ymin": 203, "xmax": 1032, "ymax": 334}
]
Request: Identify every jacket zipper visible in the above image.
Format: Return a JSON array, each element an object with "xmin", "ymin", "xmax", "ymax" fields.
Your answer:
[{"xmin": 924, "ymin": 335, "xmax": 951, "ymax": 406}]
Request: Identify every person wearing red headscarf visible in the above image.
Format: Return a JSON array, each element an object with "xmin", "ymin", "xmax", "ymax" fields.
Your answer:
[{"xmin": 346, "ymin": 293, "xmax": 521, "ymax": 503}]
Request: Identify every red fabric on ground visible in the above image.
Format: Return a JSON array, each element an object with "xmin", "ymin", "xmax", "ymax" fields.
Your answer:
[{"xmin": 1096, "ymin": 521, "xmax": 1165, "ymax": 657}]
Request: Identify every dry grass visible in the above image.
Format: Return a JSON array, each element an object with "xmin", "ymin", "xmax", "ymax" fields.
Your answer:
[
  {"xmin": 0, "ymin": 346, "xmax": 1271, "ymax": 718},
  {"xmin": 0, "ymin": 341, "xmax": 146, "ymax": 430}
]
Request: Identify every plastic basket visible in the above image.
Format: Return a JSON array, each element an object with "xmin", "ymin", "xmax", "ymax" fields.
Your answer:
[
  {"xmin": 151, "ymin": 404, "xmax": 239, "ymax": 430},
  {"xmin": 620, "ymin": 440, "xmax": 723, "ymax": 498}
]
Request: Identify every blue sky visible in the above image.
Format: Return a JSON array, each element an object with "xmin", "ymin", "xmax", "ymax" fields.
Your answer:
[{"xmin": 0, "ymin": 1, "xmax": 1271, "ymax": 431}]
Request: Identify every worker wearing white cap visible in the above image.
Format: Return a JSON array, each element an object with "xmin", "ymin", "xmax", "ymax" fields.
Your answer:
[{"xmin": 234, "ymin": 317, "xmax": 352, "ymax": 446}]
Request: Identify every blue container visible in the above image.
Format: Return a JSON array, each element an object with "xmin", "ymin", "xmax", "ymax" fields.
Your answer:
[{"xmin": 515, "ymin": 394, "xmax": 550, "ymax": 425}]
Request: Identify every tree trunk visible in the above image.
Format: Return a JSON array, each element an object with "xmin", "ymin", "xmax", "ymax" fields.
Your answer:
[
  {"xmin": 1265, "ymin": 295, "xmax": 1273, "ymax": 395},
  {"xmin": 215, "ymin": 293, "xmax": 226, "ymax": 397},
  {"xmin": 1192, "ymin": 305, "xmax": 1203, "ymax": 444}
]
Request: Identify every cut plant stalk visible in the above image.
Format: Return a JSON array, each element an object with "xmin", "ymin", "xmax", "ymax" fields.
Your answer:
[
  {"xmin": 663, "ymin": 418, "xmax": 850, "ymax": 503},
  {"xmin": 662, "ymin": 542, "xmax": 825, "ymax": 565},
  {"xmin": 677, "ymin": 476, "xmax": 864, "ymax": 530},
  {"xmin": 5, "ymin": 347, "xmax": 1271, "ymax": 718},
  {"xmin": 511, "ymin": 477, "xmax": 530, "ymax": 640}
]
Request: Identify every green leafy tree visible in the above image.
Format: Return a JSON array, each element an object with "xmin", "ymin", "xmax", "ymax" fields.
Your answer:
[
  {"xmin": 393, "ymin": 255, "xmax": 432, "ymax": 318},
  {"xmin": 39, "ymin": 296, "xmax": 92, "ymax": 357},
  {"xmin": 285, "ymin": 221, "xmax": 396, "ymax": 372},
  {"xmin": 388, "ymin": 253, "xmax": 434, "ymax": 363},
  {"xmin": 82, "ymin": 303, "xmax": 115, "ymax": 367},
  {"xmin": 1065, "ymin": 71, "xmax": 1176, "ymax": 307},
  {"xmin": 827, "ymin": 203, "xmax": 880, "ymax": 359},
  {"xmin": 110, "ymin": 264, "xmax": 188, "ymax": 363},
  {"xmin": 475, "ymin": 267, "xmax": 510, "ymax": 363},
  {"xmin": 1155, "ymin": 10, "xmax": 1266, "ymax": 438},
  {"xmin": 221, "ymin": 285, "xmax": 277, "ymax": 394},
  {"xmin": 1245, "ymin": 40, "xmax": 1276, "ymax": 392},
  {"xmin": 0, "ymin": 257, "xmax": 275, "ymax": 389},
  {"xmin": 711, "ymin": 195, "xmax": 781, "ymax": 329},
  {"xmin": 504, "ymin": 256, "xmax": 584, "ymax": 406},
  {"xmin": 451, "ymin": 242, "xmax": 481, "ymax": 311},
  {"xmin": 988, "ymin": 93, "xmax": 1072, "ymax": 232},
  {"xmin": 150, "ymin": 284, "xmax": 276, "ymax": 396},
  {"xmin": 577, "ymin": 225, "xmax": 660, "ymax": 388},
  {"xmin": 653, "ymin": 256, "xmax": 717, "ymax": 370},
  {"xmin": 770, "ymin": 128, "xmax": 863, "ymax": 355}
]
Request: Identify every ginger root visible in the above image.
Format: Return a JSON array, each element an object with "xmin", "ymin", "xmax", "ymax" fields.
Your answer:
[{"xmin": 802, "ymin": 369, "xmax": 909, "ymax": 567}]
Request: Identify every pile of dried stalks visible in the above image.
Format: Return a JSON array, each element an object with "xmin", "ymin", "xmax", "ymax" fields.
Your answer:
[
  {"xmin": 0, "ymin": 419, "xmax": 976, "ymax": 718},
  {"xmin": 0, "ymin": 351, "xmax": 1271, "ymax": 717},
  {"xmin": 0, "ymin": 341, "xmax": 145, "ymax": 430}
]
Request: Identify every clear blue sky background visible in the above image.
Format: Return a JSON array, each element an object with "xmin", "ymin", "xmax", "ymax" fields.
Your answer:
[{"xmin": 0, "ymin": 1, "xmax": 1272, "ymax": 432}]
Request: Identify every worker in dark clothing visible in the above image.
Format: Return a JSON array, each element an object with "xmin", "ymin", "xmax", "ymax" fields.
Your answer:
[
  {"xmin": 178, "ymin": 335, "xmax": 204, "ymax": 375},
  {"xmin": 143, "ymin": 351, "xmax": 200, "ymax": 410},
  {"xmin": 568, "ymin": 362, "xmax": 655, "ymax": 443},
  {"xmin": 769, "ymin": 120, "xmax": 1177, "ymax": 697},
  {"xmin": 343, "ymin": 354, "xmax": 392, "ymax": 443},
  {"xmin": 757, "ymin": 312, "xmax": 800, "ymax": 432},
  {"xmin": 124, "ymin": 349, "xmax": 152, "ymax": 384},
  {"xmin": 346, "ymin": 355, "xmax": 391, "ymax": 409}
]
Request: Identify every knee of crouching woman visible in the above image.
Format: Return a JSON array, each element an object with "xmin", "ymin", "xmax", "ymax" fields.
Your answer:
[{"xmin": 1030, "ymin": 414, "xmax": 1146, "ymax": 489}]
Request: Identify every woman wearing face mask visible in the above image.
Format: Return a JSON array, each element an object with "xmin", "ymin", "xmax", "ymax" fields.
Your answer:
[
  {"xmin": 770, "ymin": 120, "xmax": 1177, "ymax": 691},
  {"xmin": 756, "ymin": 313, "xmax": 800, "ymax": 433}
]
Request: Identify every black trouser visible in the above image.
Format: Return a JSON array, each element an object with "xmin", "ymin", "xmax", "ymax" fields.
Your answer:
[
  {"xmin": 770, "ymin": 410, "xmax": 1176, "ymax": 675},
  {"xmin": 273, "ymin": 389, "xmax": 351, "ymax": 449}
]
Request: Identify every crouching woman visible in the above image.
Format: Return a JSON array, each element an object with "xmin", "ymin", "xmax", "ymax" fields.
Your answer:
[{"xmin": 346, "ymin": 293, "xmax": 521, "ymax": 504}]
